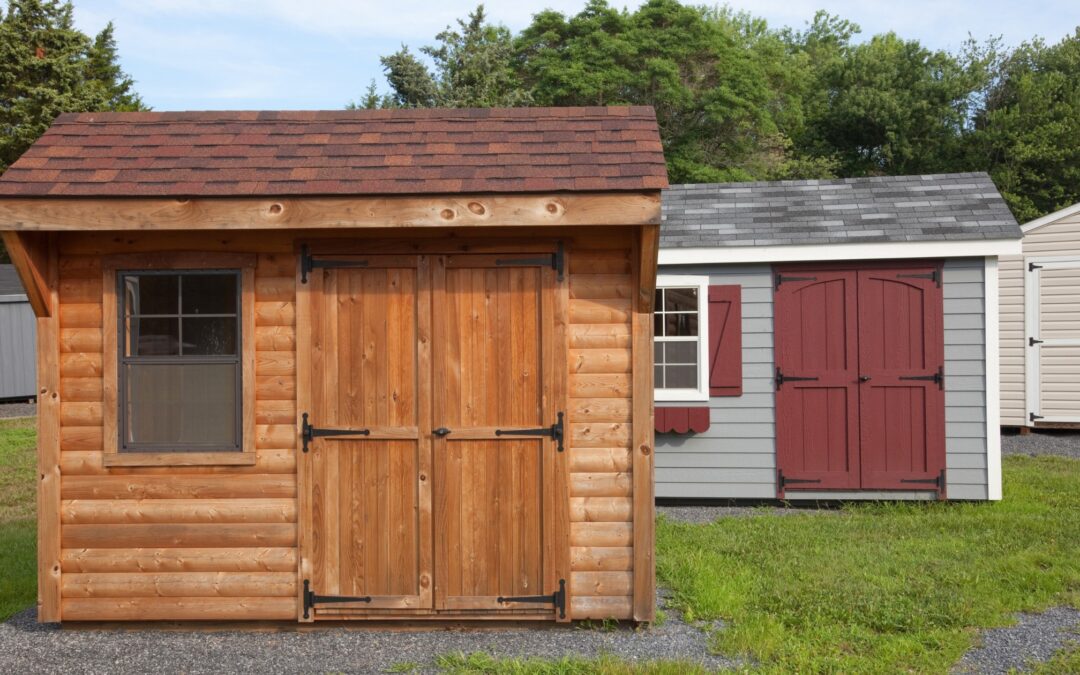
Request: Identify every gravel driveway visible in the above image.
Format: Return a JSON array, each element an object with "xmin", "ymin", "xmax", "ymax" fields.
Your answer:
[
  {"xmin": 0, "ymin": 591, "xmax": 735, "ymax": 674},
  {"xmin": 1002, "ymin": 429, "xmax": 1080, "ymax": 459},
  {"xmin": 953, "ymin": 607, "xmax": 1080, "ymax": 674},
  {"xmin": 0, "ymin": 401, "xmax": 35, "ymax": 419}
]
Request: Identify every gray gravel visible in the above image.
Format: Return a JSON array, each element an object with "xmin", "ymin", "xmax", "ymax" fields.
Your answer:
[
  {"xmin": 1002, "ymin": 429, "xmax": 1080, "ymax": 459},
  {"xmin": 658, "ymin": 503, "xmax": 840, "ymax": 524},
  {"xmin": 953, "ymin": 607, "xmax": 1080, "ymax": 674},
  {"xmin": 0, "ymin": 590, "xmax": 735, "ymax": 674},
  {"xmin": 0, "ymin": 401, "xmax": 35, "ymax": 419}
]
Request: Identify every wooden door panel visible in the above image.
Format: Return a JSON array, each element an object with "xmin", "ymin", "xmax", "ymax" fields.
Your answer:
[
  {"xmin": 774, "ymin": 271, "xmax": 861, "ymax": 491},
  {"xmin": 857, "ymin": 268, "xmax": 945, "ymax": 490},
  {"xmin": 304, "ymin": 258, "xmax": 431, "ymax": 613},
  {"xmin": 433, "ymin": 257, "xmax": 558, "ymax": 613}
]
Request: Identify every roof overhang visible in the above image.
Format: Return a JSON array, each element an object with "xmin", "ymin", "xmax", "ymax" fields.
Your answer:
[
  {"xmin": 1022, "ymin": 202, "xmax": 1080, "ymax": 232},
  {"xmin": 658, "ymin": 238, "xmax": 1022, "ymax": 266}
]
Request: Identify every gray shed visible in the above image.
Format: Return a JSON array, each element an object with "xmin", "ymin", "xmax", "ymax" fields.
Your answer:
[
  {"xmin": 654, "ymin": 173, "xmax": 1021, "ymax": 501},
  {"xmin": 0, "ymin": 263, "xmax": 36, "ymax": 401}
]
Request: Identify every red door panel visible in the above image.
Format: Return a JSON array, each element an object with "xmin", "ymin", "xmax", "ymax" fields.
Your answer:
[
  {"xmin": 774, "ymin": 271, "xmax": 861, "ymax": 492},
  {"xmin": 857, "ymin": 268, "xmax": 945, "ymax": 490}
]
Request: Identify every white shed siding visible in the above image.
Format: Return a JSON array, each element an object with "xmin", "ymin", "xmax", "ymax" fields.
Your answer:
[
  {"xmin": 999, "ymin": 208, "xmax": 1080, "ymax": 426},
  {"xmin": 0, "ymin": 295, "xmax": 36, "ymax": 400},
  {"xmin": 655, "ymin": 258, "xmax": 990, "ymax": 501}
]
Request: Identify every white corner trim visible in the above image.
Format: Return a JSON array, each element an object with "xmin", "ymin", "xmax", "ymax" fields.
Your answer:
[
  {"xmin": 1021, "ymin": 202, "xmax": 1080, "ymax": 233},
  {"xmin": 655, "ymin": 274, "xmax": 710, "ymax": 402},
  {"xmin": 658, "ymin": 239, "xmax": 1022, "ymax": 265},
  {"xmin": 984, "ymin": 257, "xmax": 1002, "ymax": 501}
]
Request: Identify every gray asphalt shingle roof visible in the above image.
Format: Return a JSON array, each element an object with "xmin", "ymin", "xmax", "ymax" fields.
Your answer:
[
  {"xmin": 661, "ymin": 172, "xmax": 1021, "ymax": 248},
  {"xmin": 0, "ymin": 265, "xmax": 26, "ymax": 296}
]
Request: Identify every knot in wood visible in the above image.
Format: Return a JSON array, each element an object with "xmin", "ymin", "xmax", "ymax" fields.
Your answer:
[
  {"xmin": 467, "ymin": 201, "xmax": 486, "ymax": 215},
  {"xmin": 440, "ymin": 208, "xmax": 455, "ymax": 220}
]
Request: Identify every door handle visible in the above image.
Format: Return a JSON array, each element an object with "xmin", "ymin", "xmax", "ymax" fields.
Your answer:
[
  {"xmin": 433, "ymin": 427, "xmax": 451, "ymax": 437},
  {"xmin": 859, "ymin": 375, "xmax": 872, "ymax": 382}
]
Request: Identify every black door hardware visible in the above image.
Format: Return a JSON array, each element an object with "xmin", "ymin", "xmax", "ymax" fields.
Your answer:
[
  {"xmin": 1029, "ymin": 337, "xmax": 1044, "ymax": 346},
  {"xmin": 896, "ymin": 270, "xmax": 940, "ymax": 287},
  {"xmin": 900, "ymin": 469, "xmax": 946, "ymax": 493},
  {"xmin": 433, "ymin": 427, "xmax": 452, "ymax": 437},
  {"xmin": 859, "ymin": 375, "xmax": 872, "ymax": 382},
  {"xmin": 1030, "ymin": 412, "xmax": 1044, "ymax": 422},
  {"xmin": 302, "ymin": 580, "xmax": 371, "ymax": 619},
  {"xmin": 300, "ymin": 244, "xmax": 370, "ymax": 284},
  {"xmin": 899, "ymin": 366, "xmax": 944, "ymax": 390},
  {"xmin": 775, "ymin": 274, "xmax": 817, "ymax": 290},
  {"xmin": 497, "ymin": 579, "xmax": 566, "ymax": 619},
  {"xmin": 495, "ymin": 242, "xmax": 565, "ymax": 281},
  {"xmin": 301, "ymin": 412, "xmax": 370, "ymax": 453},
  {"xmin": 775, "ymin": 368, "xmax": 819, "ymax": 390},
  {"xmin": 1029, "ymin": 262, "xmax": 1043, "ymax": 271},
  {"xmin": 494, "ymin": 413, "xmax": 565, "ymax": 452},
  {"xmin": 777, "ymin": 470, "xmax": 822, "ymax": 489}
]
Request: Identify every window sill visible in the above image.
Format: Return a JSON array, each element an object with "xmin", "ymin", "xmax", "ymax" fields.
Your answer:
[{"xmin": 102, "ymin": 452, "xmax": 257, "ymax": 467}]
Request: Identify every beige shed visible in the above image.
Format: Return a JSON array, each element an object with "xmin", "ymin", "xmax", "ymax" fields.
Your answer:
[{"xmin": 1000, "ymin": 203, "xmax": 1080, "ymax": 428}]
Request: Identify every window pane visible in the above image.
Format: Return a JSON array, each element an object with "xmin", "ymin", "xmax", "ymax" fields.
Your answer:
[
  {"xmin": 664, "ymin": 287, "xmax": 697, "ymax": 313},
  {"xmin": 183, "ymin": 317, "xmax": 238, "ymax": 356},
  {"xmin": 654, "ymin": 365, "xmax": 664, "ymax": 388},
  {"xmin": 125, "ymin": 274, "xmax": 178, "ymax": 315},
  {"xmin": 664, "ymin": 341, "xmax": 698, "ymax": 365},
  {"xmin": 665, "ymin": 313, "xmax": 698, "ymax": 337},
  {"xmin": 128, "ymin": 317, "xmax": 179, "ymax": 356},
  {"xmin": 654, "ymin": 342, "xmax": 663, "ymax": 363},
  {"xmin": 123, "ymin": 363, "xmax": 237, "ymax": 448},
  {"xmin": 654, "ymin": 289, "xmax": 663, "ymax": 311},
  {"xmin": 665, "ymin": 365, "xmax": 697, "ymax": 389},
  {"xmin": 654, "ymin": 313, "xmax": 664, "ymax": 337},
  {"xmin": 182, "ymin": 274, "xmax": 237, "ymax": 315}
]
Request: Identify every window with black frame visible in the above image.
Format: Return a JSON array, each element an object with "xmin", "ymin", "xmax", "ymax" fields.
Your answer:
[{"xmin": 119, "ymin": 270, "xmax": 242, "ymax": 452}]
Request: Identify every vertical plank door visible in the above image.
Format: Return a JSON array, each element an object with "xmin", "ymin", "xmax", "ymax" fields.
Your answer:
[
  {"xmin": 774, "ymin": 271, "xmax": 861, "ymax": 492},
  {"xmin": 432, "ymin": 254, "xmax": 564, "ymax": 615},
  {"xmin": 302, "ymin": 255, "xmax": 432, "ymax": 614},
  {"xmin": 1028, "ymin": 258, "xmax": 1080, "ymax": 423},
  {"xmin": 857, "ymin": 267, "xmax": 945, "ymax": 490}
]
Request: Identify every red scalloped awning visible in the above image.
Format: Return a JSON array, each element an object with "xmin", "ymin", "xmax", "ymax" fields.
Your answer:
[{"xmin": 655, "ymin": 407, "xmax": 710, "ymax": 434}]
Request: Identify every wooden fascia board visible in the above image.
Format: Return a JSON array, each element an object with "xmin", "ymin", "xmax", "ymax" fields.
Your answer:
[
  {"xmin": 0, "ymin": 192, "xmax": 661, "ymax": 231},
  {"xmin": 1, "ymin": 231, "xmax": 52, "ymax": 317}
]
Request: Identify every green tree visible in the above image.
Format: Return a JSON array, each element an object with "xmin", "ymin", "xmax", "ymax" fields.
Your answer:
[{"xmin": 971, "ymin": 29, "xmax": 1080, "ymax": 221}]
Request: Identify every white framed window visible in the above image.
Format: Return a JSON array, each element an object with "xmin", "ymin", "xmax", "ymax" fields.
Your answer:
[{"xmin": 654, "ymin": 274, "xmax": 709, "ymax": 402}]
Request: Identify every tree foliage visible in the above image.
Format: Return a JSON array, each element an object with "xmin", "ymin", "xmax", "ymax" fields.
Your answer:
[{"xmin": 360, "ymin": 1, "xmax": 1080, "ymax": 222}]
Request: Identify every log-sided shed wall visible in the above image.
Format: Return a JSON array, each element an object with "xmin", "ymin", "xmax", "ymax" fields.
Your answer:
[{"xmin": 0, "ymin": 107, "xmax": 667, "ymax": 623}]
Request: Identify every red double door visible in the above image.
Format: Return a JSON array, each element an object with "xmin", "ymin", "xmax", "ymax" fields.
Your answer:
[{"xmin": 774, "ymin": 264, "xmax": 945, "ymax": 495}]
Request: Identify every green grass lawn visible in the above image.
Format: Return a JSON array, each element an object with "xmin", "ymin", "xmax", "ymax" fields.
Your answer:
[{"xmin": 0, "ymin": 416, "xmax": 36, "ymax": 621}]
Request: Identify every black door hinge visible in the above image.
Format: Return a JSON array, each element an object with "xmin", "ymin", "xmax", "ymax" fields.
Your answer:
[
  {"xmin": 775, "ymin": 273, "xmax": 816, "ymax": 290},
  {"xmin": 496, "ymin": 241, "xmax": 565, "ymax": 281},
  {"xmin": 897, "ymin": 269, "xmax": 941, "ymax": 287},
  {"xmin": 1029, "ymin": 262, "xmax": 1043, "ymax": 271},
  {"xmin": 302, "ymin": 579, "xmax": 371, "ymax": 619},
  {"xmin": 1030, "ymin": 412, "xmax": 1044, "ymax": 422},
  {"xmin": 900, "ymin": 468, "xmax": 946, "ymax": 493},
  {"xmin": 497, "ymin": 579, "xmax": 566, "ymax": 619},
  {"xmin": 1029, "ymin": 337, "xmax": 1044, "ymax": 346},
  {"xmin": 775, "ymin": 367, "xmax": 819, "ymax": 390},
  {"xmin": 899, "ymin": 365, "xmax": 944, "ymax": 390},
  {"xmin": 777, "ymin": 470, "xmax": 822, "ymax": 489},
  {"xmin": 301, "ymin": 412, "xmax": 370, "ymax": 453},
  {"xmin": 495, "ymin": 412, "xmax": 564, "ymax": 452},
  {"xmin": 300, "ymin": 244, "xmax": 370, "ymax": 284}
]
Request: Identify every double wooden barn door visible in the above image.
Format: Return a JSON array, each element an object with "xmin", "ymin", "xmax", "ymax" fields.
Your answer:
[
  {"xmin": 298, "ymin": 251, "xmax": 565, "ymax": 619},
  {"xmin": 774, "ymin": 264, "xmax": 945, "ymax": 496}
]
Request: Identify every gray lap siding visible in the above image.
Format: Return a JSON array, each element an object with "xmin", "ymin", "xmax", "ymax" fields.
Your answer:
[{"xmin": 654, "ymin": 258, "xmax": 990, "ymax": 501}]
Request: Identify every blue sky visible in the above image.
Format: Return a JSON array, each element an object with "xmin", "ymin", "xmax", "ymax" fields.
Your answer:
[{"xmin": 71, "ymin": 0, "xmax": 1079, "ymax": 111}]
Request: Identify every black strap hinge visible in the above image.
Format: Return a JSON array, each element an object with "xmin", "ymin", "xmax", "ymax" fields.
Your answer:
[
  {"xmin": 1029, "ymin": 337, "xmax": 1044, "ymax": 346},
  {"xmin": 778, "ymin": 470, "xmax": 822, "ymax": 489},
  {"xmin": 494, "ymin": 412, "xmax": 564, "ymax": 451},
  {"xmin": 897, "ymin": 269, "xmax": 941, "ymax": 287},
  {"xmin": 497, "ymin": 579, "xmax": 566, "ymax": 619},
  {"xmin": 1029, "ymin": 262, "xmax": 1043, "ymax": 271},
  {"xmin": 1030, "ymin": 412, "xmax": 1044, "ymax": 422},
  {"xmin": 302, "ymin": 579, "xmax": 371, "ymax": 619},
  {"xmin": 301, "ymin": 412, "xmax": 370, "ymax": 453},
  {"xmin": 899, "ymin": 365, "xmax": 944, "ymax": 390},
  {"xmin": 300, "ymin": 244, "xmax": 369, "ymax": 284},
  {"xmin": 900, "ymin": 469, "xmax": 946, "ymax": 492},
  {"xmin": 775, "ymin": 274, "xmax": 816, "ymax": 290},
  {"xmin": 495, "ymin": 242, "xmax": 565, "ymax": 281},
  {"xmin": 775, "ymin": 368, "xmax": 819, "ymax": 390}
]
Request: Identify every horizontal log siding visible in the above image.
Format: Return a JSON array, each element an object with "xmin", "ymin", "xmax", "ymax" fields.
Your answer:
[
  {"xmin": 653, "ymin": 259, "xmax": 990, "ymax": 501},
  {"xmin": 568, "ymin": 248, "xmax": 635, "ymax": 619},
  {"xmin": 56, "ymin": 248, "xmax": 299, "ymax": 619}
]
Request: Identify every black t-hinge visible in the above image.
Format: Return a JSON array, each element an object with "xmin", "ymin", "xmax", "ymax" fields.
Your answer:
[
  {"xmin": 494, "ymin": 412, "xmax": 564, "ymax": 452},
  {"xmin": 302, "ymin": 580, "xmax": 371, "ymax": 619},
  {"xmin": 497, "ymin": 579, "xmax": 566, "ymax": 619},
  {"xmin": 301, "ymin": 413, "xmax": 370, "ymax": 452}
]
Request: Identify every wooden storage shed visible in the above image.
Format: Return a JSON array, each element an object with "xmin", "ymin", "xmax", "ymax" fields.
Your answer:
[
  {"xmin": 1000, "ymin": 202, "xmax": 1080, "ymax": 428},
  {"xmin": 0, "ymin": 107, "xmax": 666, "ymax": 624},
  {"xmin": 0, "ymin": 264, "xmax": 37, "ymax": 401},
  {"xmin": 654, "ymin": 174, "xmax": 1021, "ymax": 502}
]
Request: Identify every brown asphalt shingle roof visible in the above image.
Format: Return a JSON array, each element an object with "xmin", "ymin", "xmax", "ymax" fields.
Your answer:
[{"xmin": 0, "ymin": 107, "xmax": 668, "ymax": 198}]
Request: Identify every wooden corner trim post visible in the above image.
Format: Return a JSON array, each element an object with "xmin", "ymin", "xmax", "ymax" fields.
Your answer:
[
  {"xmin": 2, "ymin": 231, "xmax": 53, "ymax": 317},
  {"xmin": 632, "ymin": 224, "xmax": 658, "ymax": 622},
  {"xmin": 36, "ymin": 234, "xmax": 61, "ymax": 622}
]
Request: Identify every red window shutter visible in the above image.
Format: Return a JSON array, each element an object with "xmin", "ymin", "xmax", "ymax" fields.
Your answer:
[
  {"xmin": 709, "ymin": 285, "xmax": 742, "ymax": 396},
  {"xmin": 655, "ymin": 407, "xmax": 710, "ymax": 433}
]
